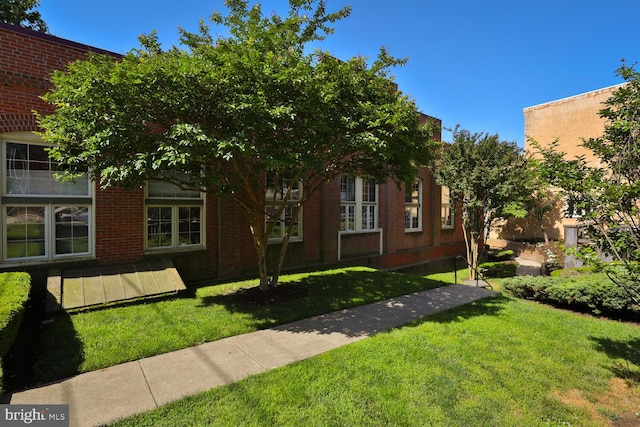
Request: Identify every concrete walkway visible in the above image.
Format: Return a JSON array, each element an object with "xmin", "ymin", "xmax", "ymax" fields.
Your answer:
[
  {"xmin": 515, "ymin": 256, "xmax": 543, "ymax": 276},
  {"xmin": 5, "ymin": 285, "xmax": 495, "ymax": 427}
]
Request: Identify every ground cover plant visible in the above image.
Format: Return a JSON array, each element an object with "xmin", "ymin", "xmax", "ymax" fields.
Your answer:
[
  {"xmin": 109, "ymin": 295, "xmax": 640, "ymax": 427},
  {"xmin": 502, "ymin": 273, "xmax": 640, "ymax": 319},
  {"xmin": 32, "ymin": 267, "xmax": 448, "ymax": 385}
]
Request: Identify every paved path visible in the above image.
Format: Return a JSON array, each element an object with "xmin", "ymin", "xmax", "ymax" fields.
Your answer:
[
  {"xmin": 515, "ymin": 256, "xmax": 543, "ymax": 276},
  {"xmin": 5, "ymin": 284, "xmax": 495, "ymax": 427}
]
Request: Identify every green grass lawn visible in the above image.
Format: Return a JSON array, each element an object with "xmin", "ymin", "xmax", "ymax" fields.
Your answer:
[
  {"xmin": 32, "ymin": 266, "xmax": 640, "ymax": 426},
  {"xmin": 109, "ymin": 294, "xmax": 640, "ymax": 427},
  {"xmin": 34, "ymin": 266, "xmax": 450, "ymax": 384}
]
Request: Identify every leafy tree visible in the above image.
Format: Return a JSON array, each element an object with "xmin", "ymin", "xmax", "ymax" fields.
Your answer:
[
  {"xmin": 432, "ymin": 128, "xmax": 534, "ymax": 279},
  {"xmin": 534, "ymin": 61, "xmax": 640, "ymax": 304},
  {"xmin": 0, "ymin": 0, "xmax": 48, "ymax": 33},
  {"xmin": 38, "ymin": 0, "xmax": 436, "ymax": 291},
  {"xmin": 523, "ymin": 139, "xmax": 586, "ymax": 244}
]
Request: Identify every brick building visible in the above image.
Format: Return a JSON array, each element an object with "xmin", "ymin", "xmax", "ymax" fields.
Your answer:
[{"xmin": 0, "ymin": 22, "xmax": 465, "ymax": 284}]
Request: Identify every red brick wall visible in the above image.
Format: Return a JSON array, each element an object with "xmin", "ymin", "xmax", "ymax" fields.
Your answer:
[
  {"xmin": 0, "ymin": 22, "xmax": 117, "ymax": 133},
  {"xmin": 0, "ymin": 22, "xmax": 466, "ymax": 284},
  {"xmin": 387, "ymin": 168, "xmax": 437, "ymax": 253},
  {"xmin": 94, "ymin": 185, "xmax": 145, "ymax": 262}
]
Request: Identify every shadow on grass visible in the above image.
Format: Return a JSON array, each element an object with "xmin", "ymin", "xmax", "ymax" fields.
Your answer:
[
  {"xmin": 200, "ymin": 270, "xmax": 501, "ymax": 338},
  {"xmin": 200, "ymin": 269, "xmax": 447, "ymax": 309},
  {"xmin": 420, "ymin": 294, "xmax": 511, "ymax": 324},
  {"xmin": 590, "ymin": 336, "xmax": 640, "ymax": 385},
  {"xmin": 32, "ymin": 311, "xmax": 83, "ymax": 388},
  {"xmin": 12, "ymin": 269, "xmax": 501, "ymax": 388},
  {"xmin": 3, "ymin": 309, "xmax": 84, "ymax": 392}
]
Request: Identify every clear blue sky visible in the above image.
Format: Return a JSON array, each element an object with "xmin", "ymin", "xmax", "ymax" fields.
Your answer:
[{"xmin": 39, "ymin": 0, "xmax": 640, "ymax": 146}]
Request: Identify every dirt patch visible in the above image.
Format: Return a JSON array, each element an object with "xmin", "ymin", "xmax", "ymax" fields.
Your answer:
[
  {"xmin": 230, "ymin": 283, "xmax": 309, "ymax": 306},
  {"xmin": 551, "ymin": 378, "xmax": 640, "ymax": 426}
]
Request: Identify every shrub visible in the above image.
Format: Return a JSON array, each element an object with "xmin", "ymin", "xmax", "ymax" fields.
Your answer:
[
  {"xmin": 487, "ymin": 249, "xmax": 514, "ymax": 262},
  {"xmin": 502, "ymin": 273, "xmax": 639, "ymax": 318},
  {"xmin": 502, "ymin": 276, "xmax": 559, "ymax": 300},
  {"xmin": 550, "ymin": 266, "xmax": 598, "ymax": 278},
  {"xmin": 0, "ymin": 272, "xmax": 31, "ymax": 394},
  {"xmin": 478, "ymin": 261, "xmax": 518, "ymax": 278}
]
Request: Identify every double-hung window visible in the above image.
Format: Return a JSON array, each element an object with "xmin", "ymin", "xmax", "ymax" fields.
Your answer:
[
  {"xmin": 2, "ymin": 138, "xmax": 92, "ymax": 261},
  {"xmin": 145, "ymin": 178, "xmax": 203, "ymax": 250},
  {"xmin": 441, "ymin": 186, "xmax": 454, "ymax": 229},
  {"xmin": 340, "ymin": 176, "xmax": 378, "ymax": 232},
  {"xmin": 266, "ymin": 174, "xmax": 302, "ymax": 242},
  {"xmin": 405, "ymin": 179, "xmax": 422, "ymax": 231}
]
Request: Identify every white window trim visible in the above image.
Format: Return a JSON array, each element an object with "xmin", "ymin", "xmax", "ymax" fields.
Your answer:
[
  {"xmin": 340, "ymin": 176, "xmax": 379, "ymax": 234},
  {"xmin": 2, "ymin": 204, "xmax": 93, "ymax": 261},
  {"xmin": 3, "ymin": 139, "xmax": 91, "ymax": 198},
  {"xmin": 267, "ymin": 203, "xmax": 304, "ymax": 243},
  {"xmin": 441, "ymin": 186, "xmax": 455, "ymax": 230},
  {"xmin": 266, "ymin": 176, "xmax": 303, "ymax": 243},
  {"xmin": 404, "ymin": 179, "xmax": 422, "ymax": 232},
  {"xmin": 144, "ymin": 179, "xmax": 205, "ymax": 251},
  {"xmin": 1, "ymin": 133, "xmax": 95, "ymax": 263}
]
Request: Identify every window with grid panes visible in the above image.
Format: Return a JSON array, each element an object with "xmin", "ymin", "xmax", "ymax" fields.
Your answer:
[
  {"xmin": 2, "ymin": 138, "xmax": 92, "ymax": 261},
  {"xmin": 265, "ymin": 173, "xmax": 302, "ymax": 241},
  {"xmin": 441, "ymin": 186, "xmax": 454, "ymax": 229},
  {"xmin": 405, "ymin": 179, "xmax": 422, "ymax": 231},
  {"xmin": 340, "ymin": 176, "xmax": 378, "ymax": 232},
  {"xmin": 145, "ymin": 177, "xmax": 203, "ymax": 249}
]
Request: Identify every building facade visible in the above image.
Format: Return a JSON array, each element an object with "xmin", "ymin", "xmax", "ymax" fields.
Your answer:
[
  {"xmin": 524, "ymin": 85, "xmax": 621, "ymax": 166},
  {"xmin": 0, "ymin": 22, "xmax": 465, "ymax": 284},
  {"xmin": 490, "ymin": 85, "xmax": 621, "ymax": 245}
]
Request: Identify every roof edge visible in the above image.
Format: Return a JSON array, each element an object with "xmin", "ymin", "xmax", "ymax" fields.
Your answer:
[
  {"xmin": 523, "ymin": 83, "xmax": 626, "ymax": 113},
  {"xmin": 0, "ymin": 21, "xmax": 121, "ymax": 57}
]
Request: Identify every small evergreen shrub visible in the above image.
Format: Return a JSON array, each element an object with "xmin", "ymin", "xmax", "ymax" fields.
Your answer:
[
  {"xmin": 502, "ymin": 276, "xmax": 559, "ymax": 300},
  {"xmin": 0, "ymin": 272, "xmax": 31, "ymax": 394},
  {"xmin": 550, "ymin": 266, "xmax": 598, "ymax": 278},
  {"xmin": 502, "ymin": 273, "xmax": 639, "ymax": 318}
]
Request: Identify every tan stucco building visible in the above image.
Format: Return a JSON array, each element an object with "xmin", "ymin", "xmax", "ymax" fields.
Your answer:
[
  {"xmin": 490, "ymin": 84, "xmax": 622, "ymax": 245},
  {"xmin": 524, "ymin": 84, "xmax": 622, "ymax": 166}
]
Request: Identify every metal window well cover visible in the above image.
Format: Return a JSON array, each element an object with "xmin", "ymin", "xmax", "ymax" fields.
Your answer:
[{"xmin": 46, "ymin": 259, "xmax": 187, "ymax": 313}]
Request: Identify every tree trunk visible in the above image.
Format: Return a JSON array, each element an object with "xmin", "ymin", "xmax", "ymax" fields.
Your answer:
[
  {"xmin": 269, "ymin": 203, "xmax": 303, "ymax": 287},
  {"xmin": 247, "ymin": 211, "xmax": 272, "ymax": 291},
  {"xmin": 540, "ymin": 221, "xmax": 550, "ymax": 244},
  {"xmin": 463, "ymin": 226, "xmax": 479, "ymax": 280},
  {"xmin": 469, "ymin": 237, "xmax": 479, "ymax": 280},
  {"xmin": 462, "ymin": 205, "xmax": 484, "ymax": 280}
]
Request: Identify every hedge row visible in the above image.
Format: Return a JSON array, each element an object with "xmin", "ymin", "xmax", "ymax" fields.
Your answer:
[
  {"xmin": 0, "ymin": 272, "xmax": 31, "ymax": 394},
  {"xmin": 502, "ymin": 273, "xmax": 639, "ymax": 318}
]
